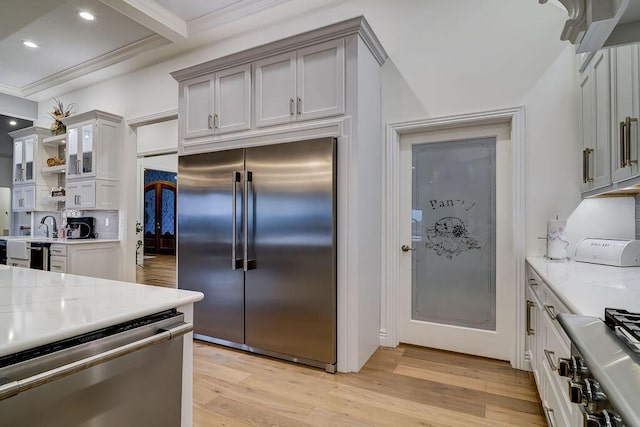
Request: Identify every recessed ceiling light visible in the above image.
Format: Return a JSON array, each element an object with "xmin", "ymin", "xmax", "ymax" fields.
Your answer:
[
  {"xmin": 78, "ymin": 11, "xmax": 95, "ymax": 21},
  {"xmin": 9, "ymin": 120, "xmax": 17, "ymax": 126},
  {"xmin": 21, "ymin": 40, "xmax": 38, "ymax": 49}
]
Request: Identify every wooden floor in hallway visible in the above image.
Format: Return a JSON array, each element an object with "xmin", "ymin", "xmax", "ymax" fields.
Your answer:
[
  {"xmin": 135, "ymin": 252, "xmax": 544, "ymax": 425},
  {"xmin": 135, "ymin": 254, "xmax": 176, "ymax": 288},
  {"xmin": 193, "ymin": 342, "xmax": 545, "ymax": 427}
]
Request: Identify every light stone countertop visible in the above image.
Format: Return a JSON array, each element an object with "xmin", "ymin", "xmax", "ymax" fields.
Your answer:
[
  {"xmin": 0, "ymin": 236, "xmax": 120, "ymax": 245},
  {"xmin": 0, "ymin": 265, "xmax": 203, "ymax": 358},
  {"xmin": 526, "ymin": 256, "xmax": 640, "ymax": 317}
]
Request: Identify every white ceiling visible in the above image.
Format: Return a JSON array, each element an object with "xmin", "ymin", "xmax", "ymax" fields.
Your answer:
[{"xmin": 0, "ymin": 0, "xmax": 288, "ymax": 98}]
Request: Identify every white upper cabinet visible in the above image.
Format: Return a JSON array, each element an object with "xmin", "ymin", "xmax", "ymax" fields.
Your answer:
[
  {"xmin": 62, "ymin": 111, "xmax": 122, "ymax": 182},
  {"xmin": 580, "ymin": 50, "xmax": 611, "ymax": 192},
  {"xmin": 215, "ymin": 64, "xmax": 252, "ymax": 134},
  {"xmin": 611, "ymin": 44, "xmax": 640, "ymax": 182},
  {"xmin": 296, "ymin": 39, "xmax": 345, "ymax": 121},
  {"xmin": 254, "ymin": 52, "xmax": 297, "ymax": 127},
  {"xmin": 255, "ymin": 39, "xmax": 345, "ymax": 128},
  {"xmin": 180, "ymin": 64, "xmax": 251, "ymax": 139},
  {"xmin": 9, "ymin": 127, "xmax": 49, "ymax": 185}
]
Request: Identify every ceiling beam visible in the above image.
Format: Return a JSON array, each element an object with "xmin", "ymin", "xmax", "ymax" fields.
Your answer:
[{"xmin": 98, "ymin": 0, "xmax": 187, "ymax": 42}]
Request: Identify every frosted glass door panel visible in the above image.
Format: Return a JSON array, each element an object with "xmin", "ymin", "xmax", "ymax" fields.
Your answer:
[
  {"xmin": 24, "ymin": 138, "xmax": 34, "ymax": 181},
  {"xmin": 412, "ymin": 138, "xmax": 496, "ymax": 330},
  {"xmin": 13, "ymin": 140, "xmax": 22, "ymax": 182},
  {"xmin": 82, "ymin": 124, "xmax": 93, "ymax": 174},
  {"xmin": 68, "ymin": 128, "xmax": 78, "ymax": 177}
]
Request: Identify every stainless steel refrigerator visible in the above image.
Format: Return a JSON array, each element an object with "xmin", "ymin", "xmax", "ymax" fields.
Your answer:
[{"xmin": 177, "ymin": 138, "xmax": 336, "ymax": 372}]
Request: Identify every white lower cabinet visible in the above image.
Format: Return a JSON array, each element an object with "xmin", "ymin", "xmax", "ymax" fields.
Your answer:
[
  {"xmin": 526, "ymin": 263, "xmax": 581, "ymax": 427},
  {"xmin": 50, "ymin": 242, "xmax": 118, "ymax": 279},
  {"xmin": 66, "ymin": 179, "xmax": 118, "ymax": 209},
  {"xmin": 12, "ymin": 185, "xmax": 50, "ymax": 212}
]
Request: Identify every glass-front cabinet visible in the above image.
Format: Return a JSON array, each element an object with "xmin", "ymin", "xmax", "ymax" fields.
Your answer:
[
  {"xmin": 12, "ymin": 136, "xmax": 36, "ymax": 184},
  {"xmin": 67, "ymin": 123, "xmax": 95, "ymax": 179},
  {"xmin": 9, "ymin": 127, "xmax": 49, "ymax": 186},
  {"xmin": 62, "ymin": 111, "xmax": 121, "ymax": 182}
]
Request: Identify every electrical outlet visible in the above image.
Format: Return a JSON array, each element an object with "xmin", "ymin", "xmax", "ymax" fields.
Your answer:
[{"xmin": 105, "ymin": 217, "xmax": 110, "ymax": 227}]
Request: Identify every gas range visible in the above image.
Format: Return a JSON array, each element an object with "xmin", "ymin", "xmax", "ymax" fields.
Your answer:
[{"xmin": 558, "ymin": 309, "xmax": 640, "ymax": 427}]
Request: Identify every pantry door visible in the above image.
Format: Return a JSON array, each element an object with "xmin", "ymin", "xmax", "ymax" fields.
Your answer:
[{"xmin": 398, "ymin": 123, "xmax": 514, "ymax": 360}]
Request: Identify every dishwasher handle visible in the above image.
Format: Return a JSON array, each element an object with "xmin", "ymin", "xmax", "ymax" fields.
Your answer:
[{"xmin": 0, "ymin": 322, "xmax": 193, "ymax": 401}]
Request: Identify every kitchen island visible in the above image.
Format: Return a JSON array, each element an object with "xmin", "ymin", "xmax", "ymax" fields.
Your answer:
[{"xmin": 0, "ymin": 265, "xmax": 203, "ymax": 426}]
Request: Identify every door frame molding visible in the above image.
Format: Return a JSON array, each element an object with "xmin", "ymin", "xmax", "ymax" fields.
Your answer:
[{"xmin": 381, "ymin": 106, "xmax": 526, "ymax": 369}]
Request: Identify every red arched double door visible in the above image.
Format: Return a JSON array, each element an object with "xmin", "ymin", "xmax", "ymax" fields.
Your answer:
[{"xmin": 144, "ymin": 181, "xmax": 176, "ymax": 255}]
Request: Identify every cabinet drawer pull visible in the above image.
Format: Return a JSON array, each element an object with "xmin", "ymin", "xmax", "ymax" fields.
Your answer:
[
  {"xmin": 543, "ymin": 304, "xmax": 557, "ymax": 320},
  {"xmin": 214, "ymin": 113, "xmax": 219, "ymax": 129},
  {"xmin": 620, "ymin": 121, "xmax": 627, "ymax": 168},
  {"xmin": 526, "ymin": 300, "xmax": 535, "ymax": 336},
  {"xmin": 544, "ymin": 349, "xmax": 558, "ymax": 371},
  {"xmin": 626, "ymin": 116, "xmax": 638, "ymax": 166},
  {"xmin": 207, "ymin": 114, "xmax": 213, "ymax": 129},
  {"xmin": 289, "ymin": 98, "xmax": 295, "ymax": 116},
  {"xmin": 297, "ymin": 97, "xmax": 302, "ymax": 115},
  {"xmin": 543, "ymin": 406, "xmax": 556, "ymax": 427},
  {"xmin": 585, "ymin": 148, "xmax": 594, "ymax": 182},
  {"xmin": 582, "ymin": 149, "xmax": 587, "ymax": 183}
]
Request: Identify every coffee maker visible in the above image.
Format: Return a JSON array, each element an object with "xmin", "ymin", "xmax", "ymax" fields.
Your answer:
[{"xmin": 65, "ymin": 217, "xmax": 96, "ymax": 239}]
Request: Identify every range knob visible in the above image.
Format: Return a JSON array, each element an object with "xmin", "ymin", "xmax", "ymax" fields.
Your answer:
[
  {"xmin": 558, "ymin": 357, "xmax": 573, "ymax": 377},
  {"xmin": 559, "ymin": 356, "xmax": 590, "ymax": 380},
  {"xmin": 583, "ymin": 409, "xmax": 623, "ymax": 427},
  {"xmin": 584, "ymin": 379, "xmax": 607, "ymax": 403},
  {"xmin": 569, "ymin": 381, "xmax": 584, "ymax": 404}
]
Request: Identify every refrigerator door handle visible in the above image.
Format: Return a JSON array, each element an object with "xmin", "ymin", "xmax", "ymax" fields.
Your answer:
[
  {"xmin": 232, "ymin": 171, "xmax": 242, "ymax": 270},
  {"xmin": 243, "ymin": 170, "xmax": 256, "ymax": 271}
]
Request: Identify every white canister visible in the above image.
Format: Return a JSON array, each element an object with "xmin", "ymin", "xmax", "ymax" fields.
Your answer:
[{"xmin": 547, "ymin": 219, "xmax": 569, "ymax": 260}]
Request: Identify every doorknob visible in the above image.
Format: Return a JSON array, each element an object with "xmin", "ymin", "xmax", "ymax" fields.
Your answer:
[{"xmin": 401, "ymin": 245, "xmax": 415, "ymax": 252}]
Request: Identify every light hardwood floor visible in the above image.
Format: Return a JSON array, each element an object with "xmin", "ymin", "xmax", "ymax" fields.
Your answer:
[
  {"xmin": 135, "ymin": 255, "xmax": 544, "ymax": 425},
  {"xmin": 136, "ymin": 254, "xmax": 176, "ymax": 288},
  {"xmin": 193, "ymin": 342, "xmax": 545, "ymax": 426}
]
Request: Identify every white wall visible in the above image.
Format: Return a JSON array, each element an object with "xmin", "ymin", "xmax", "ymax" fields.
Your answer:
[
  {"xmin": 137, "ymin": 120, "xmax": 178, "ymax": 155},
  {"xmin": 0, "ymin": 157, "xmax": 12, "ymax": 187},
  {"xmin": 0, "ymin": 188, "xmax": 10, "ymax": 235},
  {"xmin": 524, "ymin": 46, "xmax": 582, "ymax": 256}
]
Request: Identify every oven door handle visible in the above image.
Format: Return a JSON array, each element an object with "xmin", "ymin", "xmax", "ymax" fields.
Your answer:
[{"xmin": 0, "ymin": 322, "xmax": 193, "ymax": 401}]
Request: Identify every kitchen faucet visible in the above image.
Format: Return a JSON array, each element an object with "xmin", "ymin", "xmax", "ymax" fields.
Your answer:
[{"xmin": 39, "ymin": 215, "xmax": 58, "ymax": 238}]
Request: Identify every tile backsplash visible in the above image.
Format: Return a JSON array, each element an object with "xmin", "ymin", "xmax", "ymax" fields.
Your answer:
[
  {"xmin": 31, "ymin": 210, "xmax": 119, "ymax": 239},
  {"xmin": 82, "ymin": 210, "xmax": 119, "ymax": 239}
]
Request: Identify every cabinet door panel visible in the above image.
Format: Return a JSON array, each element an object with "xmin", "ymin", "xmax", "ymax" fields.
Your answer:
[
  {"xmin": 81, "ymin": 124, "xmax": 95, "ymax": 177},
  {"xmin": 13, "ymin": 139, "xmax": 23, "ymax": 184},
  {"xmin": 254, "ymin": 52, "xmax": 296, "ymax": 128},
  {"xmin": 215, "ymin": 64, "xmax": 251, "ymax": 134},
  {"xmin": 79, "ymin": 181, "xmax": 96, "ymax": 209},
  {"xmin": 182, "ymin": 75, "xmax": 214, "ymax": 139},
  {"xmin": 591, "ymin": 50, "xmax": 611, "ymax": 190},
  {"xmin": 611, "ymin": 45, "xmax": 638, "ymax": 182},
  {"xmin": 297, "ymin": 39, "xmax": 345, "ymax": 121},
  {"xmin": 22, "ymin": 186, "xmax": 36, "ymax": 211},
  {"xmin": 23, "ymin": 137, "xmax": 35, "ymax": 183},
  {"xmin": 67, "ymin": 127, "xmax": 80, "ymax": 179},
  {"xmin": 12, "ymin": 188, "xmax": 23, "ymax": 211},
  {"xmin": 579, "ymin": 70, "xmax": 594, "ymax": 193}
]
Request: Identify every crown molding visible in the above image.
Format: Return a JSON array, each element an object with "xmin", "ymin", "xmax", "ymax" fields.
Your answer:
[
  {"xmin": 99, "ymin": 0, "xmax": 187, "ymax": 42},
  {"xmin": 21, "ymin": 35, "xmax": 169, "ymax": 97},
  {"xmin": 171, "ymin": 16, "xmax": 388, "ymax": 82},
  {"xmin": 8, "ymin": 126, "xmax": 51, "ymax": 139},
  {"xmin": 61, "ymin": 109, "xmax": 123, "ymax": 125},
  {"xmin": 126, "ymin": 109, "xmax": 178, "ymax": 128},
  {"xmin": 0, "ymin": 83, "xmax": 23, "ymax": 98},
  {"xmin": 188, "ymin": 0, "xmax": 290, "ymax": 34}
]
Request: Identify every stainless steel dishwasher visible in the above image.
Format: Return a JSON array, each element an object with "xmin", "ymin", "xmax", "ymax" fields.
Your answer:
[{"xmin": 0, "ymin": 309, "xmax": 191, "ymax": 427}]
